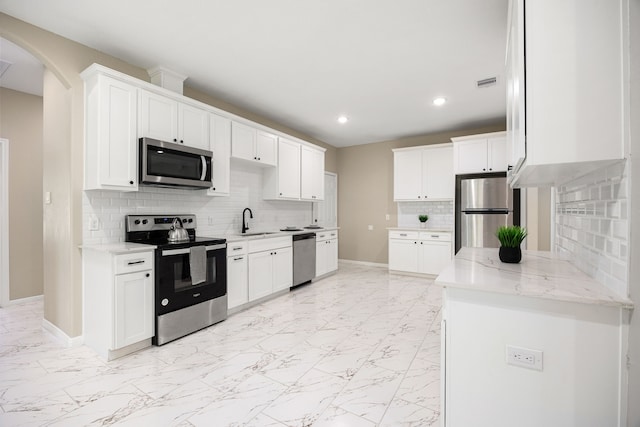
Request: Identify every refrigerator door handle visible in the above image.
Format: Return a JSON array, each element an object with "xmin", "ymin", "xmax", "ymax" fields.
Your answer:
[{"xmin": 462, "ymin": 209, "xmax": 510, "ymax": 215}]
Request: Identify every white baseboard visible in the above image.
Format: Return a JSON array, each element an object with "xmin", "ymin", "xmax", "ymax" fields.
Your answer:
[
  {"xmin": 4, "ymin": 294, "xmax": 43, "ymax": 306},
  {"xmin": 338, "ymin": 259, "xmax": 388, "ymax": 268},
  {"xmin": 42, "ymin": 318, "xmax": 84, "ymax": 348}
]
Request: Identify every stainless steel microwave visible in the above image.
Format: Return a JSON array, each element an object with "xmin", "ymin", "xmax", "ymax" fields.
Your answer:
[{"xmin": 139, "ymin": 138, "xmax": 212, "ymax": 189}]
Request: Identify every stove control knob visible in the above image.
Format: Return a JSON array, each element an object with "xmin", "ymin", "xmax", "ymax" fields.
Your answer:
[
  {"xmin": 183, "ymin": 218, "xmax": 188, "ymax": 223},
  {"xmin": 142, "ymin": 219, "xmax": 148, "ymax": 225},
  {"xmin": 134, "ymin": 219, "xmax": 141, "ymax": 225},
  {"xmin": 188, "ymin": 219, "xmax": 193, "ymax": 223},
  {"xmin": 161, "ymin": 298, "xmax": 169, "ymax": 307}
]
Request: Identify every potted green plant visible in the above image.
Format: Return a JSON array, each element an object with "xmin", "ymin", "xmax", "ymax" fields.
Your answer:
[
  {"xmin": 495, "ymin": 225, "xmax": 527, "ymax": 263},
  {"xmin": 418, "ymin": 214, "xmax": 429, "ymax": 228}
]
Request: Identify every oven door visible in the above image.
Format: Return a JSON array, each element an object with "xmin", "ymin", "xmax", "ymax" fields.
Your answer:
[{"xmin": 156, "ymin": 243, "xmax": 227, "ymax": 315}]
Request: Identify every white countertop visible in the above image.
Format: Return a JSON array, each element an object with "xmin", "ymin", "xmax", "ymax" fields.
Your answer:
[
  {"xmin": 387, "ymin": 227, "xmax": 453, "ymax": 233},
  {"xmin": 80, "ymin": 242, "xmax": 156, "ymax": 254},
  {"xmin": 224, "ymin": 227, "xmax": 340, "ymax": 242},
  {"xmin": 435, "ymin": 247, "xmax": 633, "ymax": 309}
]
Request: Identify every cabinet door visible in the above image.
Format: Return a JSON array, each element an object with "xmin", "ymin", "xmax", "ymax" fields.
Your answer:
[
  {"xmin": 139, "ymin": 90, "xmax": 178, "ymax": 142},
  {"xmin": 487, "ymin": 137, "xmax": 508, "ymax": 173},
  {"xmin": 96, "ymin": 76, "xmax": 138, "ymax": 189},
  {"xmin": 277, "ymin": 138, "xmax": 301, "ymax": 199},
  {"xmin": 248, "ymin": 251, "xmax": 273, "ymax": 301},
  {"xmin": 256, "ymin": 130, "xmax": 278, "ymax": 166},
  {"xmin": 419, "ymin": 241, "xmax": 452, "ymax": 275},
  {"xmin": 114, "ymin": 270, "xmax": 154, "ymax": 349},
  {"xmin": 506, "ymin": 0, "xmax": 526, "ymax": 172},
  {"xmin": 227, "ymin": 255, "xmax": 248, "ymax": 309},
  {"xmin": 388, "ymin": 239, "xmax": 419, "ymax": 272},
  {"xmin": 178, "ymin": 103, "xmax": 209, "ymax": 150},
  {"xmin": 394, "ymin": 150, "xmax": 422, "ymax": 201},
  {"xmin": 301, "ymin": 146, "xmax": 325, "ymax": 201},
  {"xmin": 316, "ymin": 241, "xmax": 328, "ymax": 277},
  {"xmin": 423, "ymin": 146, "xmax": 454, "ymax": 199},
  {"xmin": 231, "ymin": 121, "xmax": 256, "ymax": 161},
  {"xmin": 208, "ymin": 114, "xmax": 231, "ymax": 196},
  {"xmin": 327, "ymin": 238, "xmax": 338, "ymax": 273},
  {"xmin": 272, "ymin": 246, "xmax": 293, "ymax": 292},
  {"xmin": 453, "ymin": 139, "xmax": 489, "ymax": 174}
]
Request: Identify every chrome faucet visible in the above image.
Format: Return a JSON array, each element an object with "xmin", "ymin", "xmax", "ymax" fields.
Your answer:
[{"xmin": 242, "ymin": 208, "xmax": 253, "ymax": 234}]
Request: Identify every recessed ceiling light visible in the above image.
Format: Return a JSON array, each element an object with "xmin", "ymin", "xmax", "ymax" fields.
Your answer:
[
  {"xmin": 337, "ymin": 115, "xmax": 349, "ymax": 124},
  {"xmin": 432, "ymin": 97, "xmax": 446, "ymax": 106}
]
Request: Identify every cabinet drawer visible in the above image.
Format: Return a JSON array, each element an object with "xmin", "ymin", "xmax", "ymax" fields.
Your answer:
[
  {"xmin": 420, "ymin": 232, "xmax": 452, "ymax": 242},
  {"xmin": 316, "ymin": 230, "xmax": 338, "ymax": 242},
  {"xmin": 227, "ymin": 241, "xmax": 247, "ymax": 255},
  {"xmin": 248, "ymin": 236, "xmax": 292, "ymax": 253},
  {"xmin": 389, "ymin": 230, "xmax": 419, "ymax": 240},
  {"xmin": 114, "ymin": 251, "xmax": 154, "ymax": 275}
]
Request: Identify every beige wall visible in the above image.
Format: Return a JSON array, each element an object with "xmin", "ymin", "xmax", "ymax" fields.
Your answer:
[
  {"xmin": 0, "ymin": 87, "xmax": 43, "ymax": 300},
  {"xmin": 337, "ymin": 124, "xmax": 506, "ymax": 264}
]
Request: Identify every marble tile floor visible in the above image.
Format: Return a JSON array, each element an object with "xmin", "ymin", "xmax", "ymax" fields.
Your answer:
[{"xmin": 0, "ymin": 262, "xmax": 442, "ymax": 426}]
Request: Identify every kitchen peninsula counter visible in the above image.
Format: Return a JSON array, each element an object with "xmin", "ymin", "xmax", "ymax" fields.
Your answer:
[{"xmin": 435, "ymin": 247, "xmax": 632, "ymax": 308}]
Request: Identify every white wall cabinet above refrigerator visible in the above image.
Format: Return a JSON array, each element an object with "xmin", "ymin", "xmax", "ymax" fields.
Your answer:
[
  {"xmin": 393, "ymin": 143, "xmax": 454, "ymax": 201},
  {"xmin": 231, "ymin": 121, "xmax": 277, "ymax": 167},
  {"xmin": 452, "ymin": 132, "xmax": 507, "ymax": 175},
  {"xmin": 138, "ymin": 89, "xmax": 210, "ymax": 151},
  {"xmin": 506, "ymin": 0, "xmax": 626, "ymax": 187}
]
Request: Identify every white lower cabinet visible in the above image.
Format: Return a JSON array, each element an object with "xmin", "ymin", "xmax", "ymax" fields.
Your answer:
[
  {"xmin": 226, "ymin": 241, "xmax": 248, "ymax": 309},
  {"xmin": 83, "ymin": 248, "xmax": 154, "ymax": 360},
  {"xmin": 388, "ymin": 230, "xmax": 452, "ymax": 275},
  {"xmin": 316, "ymin": 230, "xmax": 338, "ymax": 277},
  {"xmin": 247, "ymin": 236, "xmax": 293, "ymax": 302}
]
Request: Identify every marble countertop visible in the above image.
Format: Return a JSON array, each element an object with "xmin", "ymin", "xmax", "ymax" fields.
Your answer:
[
  {"xmin": 435, "ymin": 247, "xmax": 633, "ymax": 309},
  {"xmin": 225, "ymin": 227, "xmax": 340, "ymax": 242},
  {"xmin": 387, "ymin": 227, "xmax": 453, "ymax": 233},
  {"xmin": 80, "ymin": 242, "xmax": 157, "ymax": 254}
]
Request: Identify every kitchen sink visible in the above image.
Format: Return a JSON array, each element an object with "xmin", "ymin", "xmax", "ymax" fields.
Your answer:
[{"xmin": 238, "ymin": 232, "xmax": 279, "ymax": 237}]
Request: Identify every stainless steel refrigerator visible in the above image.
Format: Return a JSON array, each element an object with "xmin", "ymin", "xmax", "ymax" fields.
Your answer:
[{"xmin": 455, "ymin": 173, "xmax": 520, "ymax": 253}]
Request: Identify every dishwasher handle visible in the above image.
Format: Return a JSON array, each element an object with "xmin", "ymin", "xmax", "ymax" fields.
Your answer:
[{"xmin": 293, "ymin": 233, "xmax": 316, "ymax": 241}]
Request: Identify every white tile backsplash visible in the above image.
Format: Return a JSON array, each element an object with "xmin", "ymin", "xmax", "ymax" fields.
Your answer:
[
  {"xmin": 555, "ymin": 161, "xmax": 629, "ymax": 296},
  {"xmin": 397, "ymin": 201, "xmax": 454, "ymax": 229},
  {"xmin": 82, "ymin": 163, "xmax": 312, "ymax": 244}
]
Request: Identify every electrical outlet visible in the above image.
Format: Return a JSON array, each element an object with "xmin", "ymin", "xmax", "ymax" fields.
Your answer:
[
  {"xmin": 506, "ymin": 345, "xmax": 543, "ymax": 371},
  {"xmin": 385, "ymin": 214, "xmax": 390, "ymax": 221},
  {"xmin": 89, "ymin": 215, "xmax": 100, "ymax": 231},
  {"xmin": 44, "ymin": 191, "xmax": 51, "ymax": 205},
  {"xmin": 368, "ymin": 225, "xmax": 374, "ymax": 231},
  {"xmin": 208, "ymin": 216, "xmax": 214, "ymax": 226}
]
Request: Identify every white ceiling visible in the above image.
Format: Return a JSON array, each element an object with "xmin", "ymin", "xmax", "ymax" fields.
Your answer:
[{"xmin": 0, "ymin": 0, "xmax": 508, "ymax": 147}]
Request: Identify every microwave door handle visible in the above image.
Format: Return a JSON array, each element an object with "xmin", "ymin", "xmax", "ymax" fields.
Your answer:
[{"xmin": 200, "ymin": 156, "xmax": 207, "ymax": 181}]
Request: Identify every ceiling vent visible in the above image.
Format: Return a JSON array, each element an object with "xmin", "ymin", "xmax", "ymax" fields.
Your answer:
[
  {"xmin": 147, "ymin": 66, "xmax": 187, "ymax": 95},
  {"xmin": 0, "ymin": 60, "xmax": 13, "ymax": 79},
  {"xmin": 477, "ymin": 77, "xmax": 497, "ymax": 88}
]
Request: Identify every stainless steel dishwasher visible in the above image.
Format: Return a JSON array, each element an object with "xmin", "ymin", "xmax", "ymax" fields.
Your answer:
[{"xmin": 292, "ymin": 232, "xmax": 316, "ymax": 287}]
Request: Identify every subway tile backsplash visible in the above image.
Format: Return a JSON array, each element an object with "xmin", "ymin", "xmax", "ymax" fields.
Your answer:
[
  {"xmin": 555, "ymin": 161, "xmax": 629, "ymax": 296},
  {"xmin": 397, "ymin": 201, "xmax": 454, "ymax": 229},
  {"xmin": 82, "ymin": 163, "xmax": 312, "ymax": 245}
]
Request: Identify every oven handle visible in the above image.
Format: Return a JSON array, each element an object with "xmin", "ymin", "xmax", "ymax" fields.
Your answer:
[
  {"xmin": 200, "ymin": 156, "xmax": 207, "ymax": 181},
  {"xmin": 161, "ymin": 244, "xmax": 226, "ymax": 257}
]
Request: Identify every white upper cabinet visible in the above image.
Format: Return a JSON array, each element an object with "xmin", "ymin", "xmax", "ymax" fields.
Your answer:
[
  {"xmin": 393, "ymin": 143, "xmax": 454, "ymax": 201},
  {"xmin": 507, "ymin": 0, "xmax": 625, "ymax": 187},
  {"xmin": 82, "ymin": 72, "xmax": 138, "ymax": 191},
  {"xmin": 207, "ymin": 113, "xmax": 231, "ymax": 196},
  {"xmin": 231, "ymin": 121, "xmax": 277, "ymax": 166},
  {"xmin": 300, "ymin": 146, "xmax": 325, "ymax": 201},
  {"xmin": 452, "ymin": 132, "xmax": 507, "ymax": 175},
  {"xmin": 139, "ymin": 89, "xmax": 209, "ymax": 150},
  {"xmin": 263, "ymin": 137, "xmax": 301, "ymax": 200}
]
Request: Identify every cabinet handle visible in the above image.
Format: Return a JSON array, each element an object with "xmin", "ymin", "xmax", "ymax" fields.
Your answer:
[
  {"xmin": 507, "ymin": 165, "xmax": 513, "ymax": 171},
  {"xmin": 258, "ymin": 157, "xmax": 261, "ymax": 161},
  {"xmin": 180, "ymin": 140, "xmax": 184, "ymax": 144},
  {"xmin": 232, "ymin": 247, "xmax": 242, "ymax": 251},
  {"xmin": 146, "ymin": 273, "xmax": 150, "ymax": 277},
  {"xmin": 233, "ymin": 256, "xmax": 244, "ymax": 261},
  {"xmin": 129, "ymin": 180, "xmax": 134, "ymax": 185},
  {"xmin": 280, "ymin": 192, "xmax": 283, "ymax": 196},
  {"xmin": 489, "ymin": 168, "xmax": 493, "ymax": 171},
  {"xmin": 127, "ymin": 260, "xmax": 145, "ymax": 266},
  {"xmin": 482, "ymin": 168, "xmax": 486, "ymax": 171},
  {"xmin": 212, "ymin": 187, "xmax": 216, "ymax": 191},
  {"xmin": 418, "ymin": 196, "xmax": 421, "ymax": 199},
  {"xmin": 399, "ymin": 233, "xmax": 407, "ymax": 236},
  {"xmin": 431, "ymin": 235, "xmax": 440, "ymax": 238},
  {"xmin": 173, "ymin": 138, "xmax": 177, "ymax": 142}
]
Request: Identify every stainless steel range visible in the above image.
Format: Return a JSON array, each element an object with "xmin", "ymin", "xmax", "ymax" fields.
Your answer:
[{"xmin": 125, "ymin": 214, "xmax": 227, "ymax": 345}]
